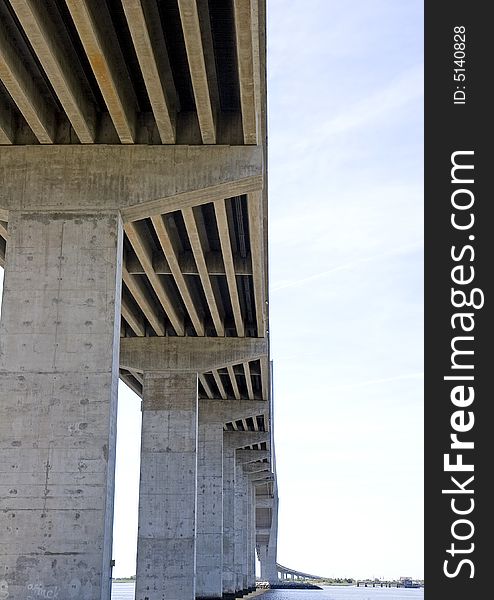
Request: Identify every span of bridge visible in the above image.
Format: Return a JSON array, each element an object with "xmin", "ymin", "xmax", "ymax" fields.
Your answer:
[
  {"xmin": 276, "ymin": 564, "xmax": 325, "ymax": 582},
  {"xmin": 0, "ymin": 1, "xmax": 283, "ymax": 598}
]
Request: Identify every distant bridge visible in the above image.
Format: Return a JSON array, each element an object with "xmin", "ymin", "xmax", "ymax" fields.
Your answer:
[{"xmin": 275, "ymin": 563, "xmax": 325, "ymax": 581}]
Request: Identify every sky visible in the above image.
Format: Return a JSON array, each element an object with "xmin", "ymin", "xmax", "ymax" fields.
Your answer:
[{"xmin": 0, "ymin": 0, "xmax": 423, "ymax": 582}]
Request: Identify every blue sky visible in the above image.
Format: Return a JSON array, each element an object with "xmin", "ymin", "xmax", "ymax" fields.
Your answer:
[
  {"xmin": 267, "ymin": 0, "xmax": 423, "ymax": 579},
  {"xmin": 0, "ymin": 0, "xmax": 423, "ymax": 581}
]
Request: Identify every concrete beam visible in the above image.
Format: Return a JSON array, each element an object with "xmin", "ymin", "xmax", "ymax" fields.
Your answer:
[
  {"xmin": 0, "ymin": 145, "xmax": 263, "ymax": 218},
  {"xmin": 243, "ymin": 361, "xmax": 255, "ymax": 400},
  {"xmin": 0, "ymin": 220, "xmax": 8, "ymax": 240},
  {"xmin": 212, "ymin": 369, "xmax": 227, "ymax": 400},
  {"xmin": 125, "ymin": 250, "xmax": 252, "ymax": 277},
  {"xmin": 121, "ymin": 294, "xmax": 146, "ymax": 337},
  {"xmin": 243, "ymin": 462, "xmax": 269, "ymax": 474},
  {"xmin": 182, "ymin": 207, "xmax": 225, "ymax": 336},
  {"xmin": 0, "ymin": 21, "xmax": 55, "ymax": 143},
  {"xmin": 255, "ymin": 495, "xmax": 274, "ymax": 508},
  {"xmin": 124, "ymin": 221, "xmax": 185, "ymax": 335},
  {"xmin": 224, "ymin": 431, "xmax": 269, "ymax": 449},
  {"xmin": 199, "ymin": 400, "xmax": 267, "ymax": 423},
  {"xmin": 0, "ymin": 94, "xmax": 14, "ymax": 144},
  {"xmin": 151, "ymin": 214, "xmax": 204, "ymax": 336},
  {"xmin": 233, "ymin": 0, "xmax": 259, "ymax": 144},
  {"xmin": 250, "ymin": 472, "xmax": 274, "ymax": 482},
  {"xmin": 121, "ymin": 0, "xmax": 176, "ymax": 143},
  {"xmin": 214, "ymin": 198, "xmax": 245, "ymax": 336},
  {"xmin": 247, "ymin": 191, "xmax": 266, "ymax": 336},
  {"xmin": 120, "ymin": 336, "xmax": 267, "ymax": 373},
  {"xmin": 237, "ymin": 449, "xmax": 270, "ymax": 464},
  {"xmin": 122, "ymin": 265, "xmax": 165, "ymax": 337},
  {"xmin": 10, "ymin": 0, "xmax": 96, "ymax": 143},
  {"xmin": 178, "ymin": 0, "xmax": 216, "ymax": 143},
  {"xmin": 65, "ymin": 0, "xmax": 137, "ymax": 143}
]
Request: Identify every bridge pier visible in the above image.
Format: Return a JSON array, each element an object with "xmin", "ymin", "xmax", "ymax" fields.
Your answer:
[
  {"xmin": 222, "ymin": 445, "xmax": 237, "ymax": 599},
  {"xmin": 196, "ymin": 417, "xmax": 224, "ymax": 600},
  {"xmin": 135, "ymin": 371, "xmax": 198, "ymax": 600},
  {"xmin": 234, "ymin": 459, "xmax": 249, "ymax": 594},
  {"xmin": 0, "ymin": 210, "xmax": 123, "ymax": 599}
]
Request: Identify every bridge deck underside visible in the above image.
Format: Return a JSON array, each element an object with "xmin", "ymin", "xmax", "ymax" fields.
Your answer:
[{"xmin": 0, "ymin": 0, "xmax": 270, "ymax": 434}]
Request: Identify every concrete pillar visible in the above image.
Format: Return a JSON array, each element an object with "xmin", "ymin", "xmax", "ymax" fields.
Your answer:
[
  {"xmin": 222, "ymin": 445, "xmax": 236, "ymax": 598},
  {"xmin": 234, "ymin": 461, "xmax": 248, "ymax": 593},
  {"xmin": 196, "ymin": 421, "xmax": 223, "ymax": 599},
  {"xmin": 247, "ymin": 482, "xmax": 256, "ymax": 589},
  {"xmin": 135, "ymin": 371, "xmax": 198, "ymax": 600},
  {"xmin": 258, "ymin": 489, "xmax": 279, "ymax": 584},
  {"xmin": 0, "ymin": 211, "xmax": 123, "ymax": 599}
]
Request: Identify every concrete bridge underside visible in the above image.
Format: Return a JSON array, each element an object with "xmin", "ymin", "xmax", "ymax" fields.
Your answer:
[{"xmin": 0, "ymin": 1, "xmax": 279, "ymax": 599}]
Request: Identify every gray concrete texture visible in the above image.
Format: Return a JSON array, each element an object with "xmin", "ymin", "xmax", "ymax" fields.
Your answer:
[{"xmin": 0, "ymin": 211, "xmax": 123, "ymax": 600}]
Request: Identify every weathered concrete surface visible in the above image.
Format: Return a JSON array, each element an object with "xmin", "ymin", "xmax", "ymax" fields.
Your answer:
[
  {"xmin": 247, "ymin": 482, "xmax": 256, "ymax": 589},
  {"xmin": 258, "ymin": 486, "xmax": 279, "ymax": 584},
  {"xmin": 120, "ymin": 337, "xmax": 267, "ymax": 373},
  {"xmin": 0, "ymin": 145, "xmax": 263, "ymax": 221},
  {"xmin": 236, "ymin": 449, "xmax": 270, "ymax": 464},
  {"xmin": 135, "ymin": 371, "xmax": 198, "ymax": 600},
  {"xmin": 234, "ymin": 462, "xmax": 248, "ymax": 593},
  {"xmin": 222, "ymin": 445, "xmax": 236, "ymax": 597},
  {"xmin": 196, "ymin": 422, "xmax": 223, "ymax": 599},
  {"xmin": 0, "ymin": 211, "xmax": 122, "ymax": 600}
]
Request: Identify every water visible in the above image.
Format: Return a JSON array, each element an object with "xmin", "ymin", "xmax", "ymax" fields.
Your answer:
[
  {"xmin": 111, "ymin": 583, "xmax": 424, "ymax": 600},
  {"xmin": 111, "ymin": 582, "xmax": 134, "ymax": 600}
]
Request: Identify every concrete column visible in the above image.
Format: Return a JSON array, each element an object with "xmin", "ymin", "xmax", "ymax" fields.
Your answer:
[
  {"xmin": 135, "ymin": 371, "xmax": 198, "ymax": 600},
  {"xmin": 222, "ymin": 445, "xmax": 236, "ymax": 598},
  {"xmin": 0, "ymin": 211, "xmax": 123, "ymax": 599},
  {"xmin": 247, "ymin": 482, "xmax": 256, "ymax": 589},
  {"xmin": 234, "ymin": 462, "xmax": 248, "ymax": 593},
  {"xmin": 258, "ymin": 489, "xmax": 279, "ymax": 584},
  {"xmin": 196, "ymin": 421, "xmax": 223, "ymax": 599}
]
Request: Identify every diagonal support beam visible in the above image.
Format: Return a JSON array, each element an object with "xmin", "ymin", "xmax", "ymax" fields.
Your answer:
[
  {"xmin": 247, "ymin": 190, "xmax": 266, "ymax": 337},
  {"xmin": 212, "ymin": 369, "xmax": 227, "ymax": 400},
  {"xmin": 227, "ymin": 365, "xmax": 241, "ymax": 399},
  {"xmin": 178, "ymin": 0, "xmax": 216, "ymax": 143},
  {"xmin": 65, "ymin": 0, "xmax": 137, "ymax": 143},
  {"xmin": 121, "ymin": 0, "xmax": 176, "ymax": 143},
  {"xmin": 0, "ymin": 94, "xmax": 14, "ymax": 144},
  {"xmin": 182, "ymin": 206, "xmax": 224, "ymax": 336},
  {"xmin": 121, "ymin": 294, "xmax": 146, "ymax": 337},
  {"xmin": 151, "ymin": 214, "xmax": 204, "ymax": 336},
  {"xmin": 10, "ymin": 0, "xmax": 96, "ymax": 143},
  {"xmin": 120, "ymin": 336, "xmax": 267, "ymax": 372},
  {"xmin": 0, "ymin": 23, "xmax": 55, "ymax": 143},
  {"xmin": 125, "ymin": 222, "xmax": 184, "ymax": 336},
  {"xmin": 0, "ymin": 220, "xmax": 8, "ymax": 240},
  {"xmin": 233, "ymin": 0, "xmax": 259, "ymax": 144},
  {"xmin": 214, "ymin": 198, "xmax": 244, "ymax": 336},
  {"xmin": 199, "ymin": 373, "xmax": 214, "ymax": 399},
  {"xmin": 122, "ymin": 265, "xmax": 165, "ymax": 336}
]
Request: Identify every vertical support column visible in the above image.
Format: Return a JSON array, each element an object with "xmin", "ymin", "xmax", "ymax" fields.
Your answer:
[
  {"xmin": 222, "ymin": 444, "xmax": 236, "ymax": 598},
  {"xmin": 135, "ymin": 371, "xmax": 198, "ymax": 600},
  {"xmin": 258, "ymin": 489, "xmax": 279, "ymax": 584},
  {"xmin": 0, "ymin": 211, "xmax": 123, "ymax": 599},
  {"xmin": 247, "ymin": 482, "xmax": 256, "ymax": 590},
  {"xmin": 234, "ymin": 460, "xmax": 248, "ymax": 593},
  {"xmin": 196, "ymin": 419, "xmax": 223, "ymax": 599}
]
